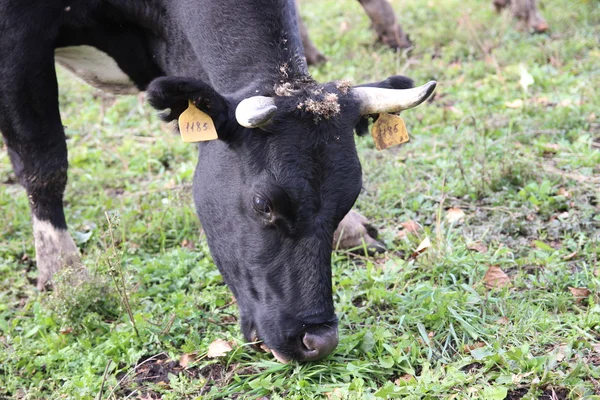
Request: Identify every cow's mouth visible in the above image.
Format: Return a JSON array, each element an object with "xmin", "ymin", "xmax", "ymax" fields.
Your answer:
[
  {"xmin": 250, "ymin": 325, "xmax": 339, "ymax": 363},
  {"xmin": 250, "ymin": 329, "xmax": 290, "ymax": 363}
]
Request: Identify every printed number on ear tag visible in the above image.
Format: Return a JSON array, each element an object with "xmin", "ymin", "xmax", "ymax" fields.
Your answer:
[
  {"xmin": 371, "ymin": 113, "xmax": 410, "ymax": 151},
  {"xmin": 178, "ymin": 100, "xmax": 218, "ymax": 142}
]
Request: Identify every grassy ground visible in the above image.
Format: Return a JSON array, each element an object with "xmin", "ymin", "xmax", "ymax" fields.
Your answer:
[{"xmin": 1, "ymin": 0, "xmax": 599, "ymax": 398}]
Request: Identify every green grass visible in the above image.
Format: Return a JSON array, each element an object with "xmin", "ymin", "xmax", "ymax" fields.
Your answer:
[{"xmin": 1, "ymin": 0, "xmax": 599, "ymax": 398}]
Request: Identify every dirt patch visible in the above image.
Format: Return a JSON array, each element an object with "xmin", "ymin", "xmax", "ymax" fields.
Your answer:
[
  {"xmin": 506, "ymin": 388, "xmax": 528, "ymax": 399},
  {"xmin": 114, "ymin": 353, "xmax": 259, "ymax": 398},
  {"xmin": 461, "ymin": 362, "xmax": 483, "ymax": 373},
  {"xmin": 506, "ymin": 387, "xmax": 569, "ymax": 399}
]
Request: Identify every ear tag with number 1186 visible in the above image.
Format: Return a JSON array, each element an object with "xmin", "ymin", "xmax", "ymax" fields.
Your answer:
[
  {"xmin": 178, "ymin": 100, "xmax": 218, "ymax": 142},
  {"xmin": 371, "ymin": 113, "xmax": 410, "ymax": 150}
]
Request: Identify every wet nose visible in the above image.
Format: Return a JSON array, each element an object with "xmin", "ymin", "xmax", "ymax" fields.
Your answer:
[{"xmin": 298, "ymin": 325, "xmax": 339, "ymax": 361}]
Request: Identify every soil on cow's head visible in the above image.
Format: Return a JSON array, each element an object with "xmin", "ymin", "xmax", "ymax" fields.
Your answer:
[{"xmin": 113, "ymin": 353, "xmax": 258, "ymax": 398}]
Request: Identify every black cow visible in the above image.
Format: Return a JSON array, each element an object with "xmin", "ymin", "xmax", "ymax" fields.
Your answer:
[
  {"xmin": 0, "ymin": 0, "xmax": 435, "ymax": 362},
  {"xmin": 297, "ymin": 0, "xmax": 549, "ymax": 65}
]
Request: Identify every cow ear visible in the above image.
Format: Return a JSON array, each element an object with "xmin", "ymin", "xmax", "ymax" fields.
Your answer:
[
  {"xmin": 146, "ymin": 77, "xmax": 234, "ymax": 133},
  {"xmin": 354, "ymin": 75, "xmax": 415, "ymax": 137}
]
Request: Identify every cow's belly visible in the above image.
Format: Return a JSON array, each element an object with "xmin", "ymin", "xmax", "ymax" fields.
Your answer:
[{"xmin": 54, "ymin": 45, "xmax": 139, "ymax": 94}]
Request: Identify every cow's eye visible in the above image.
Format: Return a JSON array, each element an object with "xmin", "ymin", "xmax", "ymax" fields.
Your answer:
[{"xmin": 252, "ymin": 195, "xmax": 272, "ymax": 215}]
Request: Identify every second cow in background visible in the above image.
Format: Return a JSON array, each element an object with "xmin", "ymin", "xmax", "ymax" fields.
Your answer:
[{"xmin": 298, "ymin": 0, "xmax": 549, "ymax": 65}]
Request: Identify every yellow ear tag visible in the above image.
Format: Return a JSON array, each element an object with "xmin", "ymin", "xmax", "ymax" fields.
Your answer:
[
  {"xmin": 371, "ymin": 113, "xmax": 410, "ymax": 151},
  {"xmin": 178, "ymin": 100, "xmax": 218, "ymax": 142}
]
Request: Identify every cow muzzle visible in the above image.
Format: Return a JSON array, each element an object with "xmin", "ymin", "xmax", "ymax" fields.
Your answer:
[
  {"xmin": 254, "ymin": 322, "xmax": 339, "ymax": 363},
  {"xmin": 296, "ymin": 324, "xmax": 339, "ymax": 362}
]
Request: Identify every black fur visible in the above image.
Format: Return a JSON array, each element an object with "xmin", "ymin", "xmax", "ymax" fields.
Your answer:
[{"xmin": 0, "ymin": 0, "xmax": 419, "ymax": 361}]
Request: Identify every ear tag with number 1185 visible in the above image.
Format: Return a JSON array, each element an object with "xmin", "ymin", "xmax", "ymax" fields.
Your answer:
[
  {"xmin": 371, "ymin": 113, "xmax": 410, "ymax": 150},
  {"xmin": 178, "ymin": 100, "xmax": 218, "ymax": 142}
]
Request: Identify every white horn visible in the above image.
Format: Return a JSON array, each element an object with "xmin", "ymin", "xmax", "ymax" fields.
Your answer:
[
  {"xmin": 235, "ymin": 96, "xmax": 277, "ymax": 128},
  {"xmin": 353, "ymin": 81, "xmax": 437, "ymax": 115}
]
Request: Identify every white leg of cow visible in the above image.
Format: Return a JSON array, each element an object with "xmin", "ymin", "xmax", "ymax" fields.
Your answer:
[
  {"xmin": 33, "ymin": 217, "xmax": 84, "ymax": 290},
  {"xmin": 333, "ymin": 210, "xmax": 386, "ymax": 255},
  {"xmin": 0, "ymin": 18, "xmax": 87, "ymax": 290}
]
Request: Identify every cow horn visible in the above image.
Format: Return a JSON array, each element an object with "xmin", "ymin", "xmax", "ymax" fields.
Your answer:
[
  {"xmin": 353, "ymin": 81, "xmax": 437, "ymax": 115},
  {"xmin": 235, "ymin": 96, "xmax": 277, "ymax": 128}
]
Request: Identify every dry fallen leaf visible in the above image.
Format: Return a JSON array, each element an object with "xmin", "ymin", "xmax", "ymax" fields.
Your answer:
[
  {"xmin": 394, "ymin": 374, "xmax": 415, "ymax": 384},
  {"xmin": 181, "ymin": 239, "xmax": 195, "ymax": 250},
  {"xmin": 569, "ymin": 287, "xmax": 591, "ymax": 303},
  {"xmin": 401, "ymin": 220, "xmax": 420, "ymax": 233},
  {"xmin": 555, "ymin": 344, "xmax": 570, "ymax": 362},
  {"xmin": 496, "ymin": 316, "xmax": 510, "ymax": 325},
  {"xmin": 534, "ymin": 96, "xmax": 552, "ymax": 106},
  {"xmin": 467, "ymin": 242, "xmax": 488, "ymax": 254},
  {"xmin": 505, "ymin": 99, "xmax": 524, "ymax": 108},
  {"xmin": 179, "ymin": 352, "xmax": 198, "ymax": 368},
  {"xmin": 325, "ymin": 388, "xmax": 344, "ymax": 400},
  {"xmin": 559, "ymin": 99, "xmax": 573, "ymax": 107},
  {"xmin": 207, "ymin": 339, "xmax": 234, "ymax": 358},
  {"xmin": 483, "ymin": 265, "xmax": 510, "ymax": 289},
  {"xmin": 463, "ymin": 342, "xmax": 486, "ymax": 352},
  {"xmin": 446, "ymin": 207, "xmax": 466, "ymax": 224},
  {"xmin": 339, "ymin": 20, "xmax": 349, "ymax": 33},
  {"xmin": 410, "ymin": 236, "xmax": 431, "ymax": 259},
  {"xmin": 557, "ymin": 187, "xmax": 572, "ymax": 198},
  {"xmin": 563, "ymin": 251, "xmax": 578, "ymax": 261}
]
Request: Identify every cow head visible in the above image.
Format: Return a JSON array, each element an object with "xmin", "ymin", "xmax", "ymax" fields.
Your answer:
[{"xmin": 146, "ymin": 75, "xmax": 435, "ymax": 362}]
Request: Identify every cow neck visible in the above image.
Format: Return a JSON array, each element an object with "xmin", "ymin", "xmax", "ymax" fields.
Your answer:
[{"xmin": 168, "ymin": 0, "xmax": 309, "ymax": 100}]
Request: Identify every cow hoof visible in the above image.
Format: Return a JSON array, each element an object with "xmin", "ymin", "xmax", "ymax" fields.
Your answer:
[
  {"xmin": 530, "ymin": 19, "xmax": 549, "ymax": 33},
  {"xmin": 380, "ymin": 30, "xmax": 412, "ymax": 51},
  {"xmin": 305, "ymin": 51, "xmax": 327, "ymax": 66},
  {"xmin": 333, "ymin": 210, "xmax": 386, "ymax": 256},
  {"xmin": 33, "ymin": 217, "xmax": 87, "ymax": 290}
]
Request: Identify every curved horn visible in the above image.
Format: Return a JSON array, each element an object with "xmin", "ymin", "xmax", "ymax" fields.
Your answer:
[
  {"xmin": 353, "ymin": 81, "xmax": 437, "ymax": 115},
  {"xmin": 235, "ymin": 96, "xmax": 277, "ymax": 128}
]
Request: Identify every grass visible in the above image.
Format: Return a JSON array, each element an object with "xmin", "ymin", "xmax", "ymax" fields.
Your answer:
[{"xmin": 1, "ymin": 0, "xmax": 599, "ymax": 398}]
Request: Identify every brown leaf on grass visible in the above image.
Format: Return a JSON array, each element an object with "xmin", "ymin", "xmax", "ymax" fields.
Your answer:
[
  {"xmin": 463, "ymin": 342, "xmax": 486, "ymax": 352},
  {"xmin": 534, "ymin": 96, "xmax": 552, "ymax": 106},
  {"xmin": 483, "ymin": 265, "xmax": 510, "ymax": 289},
  {"xmin": 569, "ymin": 287, "xmax": 591, "ymax": 303},
  {"xmin": 557, "ymin": 187, "xmax": 572, "ymax": 198},
  {"xmin": 505, "ymin": 99, "xmax": 523, "ymax": 108},
  {"xmin": 401, "ymin": 220, "xmax": 420, "ymax": 233},
  {"xmin": 446, "ymin": 207, "xmax": 466, "ymax": 224},
  {"xmin": 410, "ymin": 237, "xmax": 431, "ymax": 259},
  {"xmin": 496, "ymin": 316, "xmax": 509, "ymax": 325},
  {"xmin": 394, "ymin": 374, "xmax": 415, "ymax": 384},
  {"xmin": 339, "ymin": 20, "xmax": 349, "ymax": 33},
  {"xmin": 559, "ymin": 99, "xmax": 573, "ymax": 107},
  {"xmin": 181, "ymin": 239, "xmax": 195, "ymax": 250},
  {"xmin": 179, "ymin": 352, "xmax": 198, "ymax": 368},
  {"xmin": 207, "ymin": 339, "xmax": 234, "ymax": 358},
  {"xmin": 544, "ymin": 143, "xmax": 560, "ymax": 152},
  {"xmin": 467, "ymin": 242, "xmax": 488, "ymax": 254},
  {"xmin": 396, "ymin": 230, "xmax": 408, "ymax": 240},
  {"xmin": 555, "ymin": 344, "xmax": 570, "ymax": 362},
  {"xmin": 325, "ymin": 388, "xmax": 344, "ymax": 399},
  {"xmin": 563, "ymin": 251, "xmax": 578, "ymax": 261}
]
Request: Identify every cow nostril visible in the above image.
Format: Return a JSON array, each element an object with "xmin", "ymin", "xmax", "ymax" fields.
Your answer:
[
  {"xmin": 302, "ymin": 333, "xmax": 316, "ymax": 352},
  {"xmin": 299, "ymin": 326, "xmax": 339, "ymax": 361}
]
